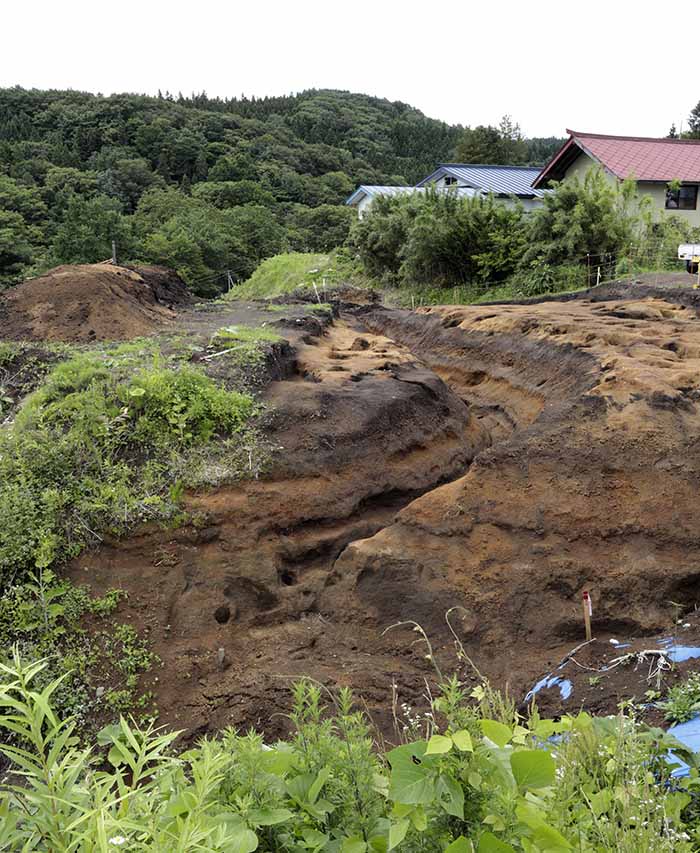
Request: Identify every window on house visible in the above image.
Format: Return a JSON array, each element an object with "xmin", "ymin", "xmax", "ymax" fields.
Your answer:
[
  {"xmin": 443, "ymin": 176, "xmax": 457, "ymax": 186},
  {"xmin": 665, "ymin": 184, "xmax": 698, "ymax": 210}
]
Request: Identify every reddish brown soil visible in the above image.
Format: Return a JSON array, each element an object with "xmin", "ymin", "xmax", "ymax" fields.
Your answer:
[
  {"xmin": 0, "ymin": 263, "xmax": 190, "ymax": 342},
  {"xmin": 62, "ymin": 281, "xmax": 700, "ymax": 742},
  {"xmin": 68, "ymin": 311, "xmax": 487, "ymax": 740}
]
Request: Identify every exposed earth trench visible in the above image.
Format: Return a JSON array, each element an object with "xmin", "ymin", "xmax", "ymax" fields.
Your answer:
[{"xmin": 66, "ymin": 281, "xmax": 700, "ymax": 741}]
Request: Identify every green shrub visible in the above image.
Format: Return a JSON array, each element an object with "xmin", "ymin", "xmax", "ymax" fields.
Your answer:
[
  {"xmin": 0, "ymin": 345, "xmax": 256, "ymax": 582},
  {"xmin": 0, "ymin": 571, "xmax": 153, "ymax": 728},
  {"xmin": 508, "ymin": 263, "xmax": 584, "ymax": 297},
  {"xmin": 522, "ymin": 169, "xmax": 647, "ymax": 269},
  {"xmin": 351, "ymin": 190, "xmax": 527, "ymax": 290},
  {"xmin": 0, "ymin": 657, "xmax": 696, "ymax": 851},
  {"xmin": 660, "ymin": 673, "xmax": 700, "ymax": 723}
]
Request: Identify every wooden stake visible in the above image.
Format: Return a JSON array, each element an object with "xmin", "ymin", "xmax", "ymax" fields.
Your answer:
[{"xmin": 582, "ymin": 591, "xmax": 592, "ymax": 641}]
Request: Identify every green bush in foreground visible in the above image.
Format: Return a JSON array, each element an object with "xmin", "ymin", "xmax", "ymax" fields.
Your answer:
[
  {"xmin": 0, "ymin": 342, "xmax": 256, "ymax": 582},
  {"xmin": 0, "ymin": 656, "xmax": 698, "ymax": 852}
]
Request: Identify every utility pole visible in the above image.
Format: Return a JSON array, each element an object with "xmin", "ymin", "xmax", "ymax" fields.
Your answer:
[
  {"xmin": 226, "ymin": 270, "xmax": 234, "ymax": 291},
  {"xmin": 111, "ymin": 240, "xmax": 117, "ymax": 265}
]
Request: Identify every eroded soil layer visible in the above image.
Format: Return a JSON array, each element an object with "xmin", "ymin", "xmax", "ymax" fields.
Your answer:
[
  {"xmin": 69, "ymin": 312, "xmax": 488, "ymax": 739},
  {"xmin": 68, "ymin": 290, "xmax": 700, "ymax": 738},
  {"xmin": 348, "ymin": 297, "xmax": 700, "ymax": 687}
]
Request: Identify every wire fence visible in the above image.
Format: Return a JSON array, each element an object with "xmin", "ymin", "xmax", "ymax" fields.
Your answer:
[{"xmin": 181, "ymin": 241, "xmax": 696, "ymax": 304}]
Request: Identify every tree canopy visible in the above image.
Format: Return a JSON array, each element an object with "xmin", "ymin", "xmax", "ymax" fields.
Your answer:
[
  {"xmin": 0, "ymin": 87, "xmax": 466, "ymax": 290},
  {"xmin": 454, "ymin": 115, "xmax": 563, "ymax": 166}
]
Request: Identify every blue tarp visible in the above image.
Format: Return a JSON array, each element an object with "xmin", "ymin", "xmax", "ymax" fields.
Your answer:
[{"xmin": 526, "ymin": 637, "xmax": 700, "ymax": 778}]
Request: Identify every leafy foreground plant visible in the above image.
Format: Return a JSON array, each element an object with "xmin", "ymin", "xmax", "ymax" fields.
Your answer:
[{"xmin": 0, "ymin": 658, "xmax": 698, "ymax": 852}]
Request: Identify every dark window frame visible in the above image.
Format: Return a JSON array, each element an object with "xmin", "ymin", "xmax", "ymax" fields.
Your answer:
[{"xmin": 665, "ymin": 184, "xmax": 698, "ymax": 210}]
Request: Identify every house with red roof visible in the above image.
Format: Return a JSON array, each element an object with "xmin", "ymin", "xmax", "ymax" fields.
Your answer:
[{"xmin": 533, "ymin": 130, "xmax": 700, "ymax": 224}]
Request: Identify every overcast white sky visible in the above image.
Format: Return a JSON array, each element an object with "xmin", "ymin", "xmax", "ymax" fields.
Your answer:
[{"xmin": 2, "ymin": 0, "xmax": 698, "ymax": 138}]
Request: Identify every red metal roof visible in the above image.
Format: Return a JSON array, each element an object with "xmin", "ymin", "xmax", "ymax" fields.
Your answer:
[{"xmin": 533, "ymin": 130, "xmax": 700, "ymax": 187}]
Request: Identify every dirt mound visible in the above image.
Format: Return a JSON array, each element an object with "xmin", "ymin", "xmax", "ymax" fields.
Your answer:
[{"xmin": 0, "ymin": 263, "xmax": 190, "ymax": 342}]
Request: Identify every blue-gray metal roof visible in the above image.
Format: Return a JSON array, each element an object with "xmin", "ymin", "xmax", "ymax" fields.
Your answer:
[
  {"xmin": 417, "ymin": 164, "xmax": 546, "ymax": 198},
  {"xmin": 346, "ymin": 184, "xmax": 480, "ymax": 206}
]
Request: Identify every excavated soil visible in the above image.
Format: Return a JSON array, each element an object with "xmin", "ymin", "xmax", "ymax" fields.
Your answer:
[
  {"xmin": 59, "ymin": 279, "xmax": 700, "ymax": 741},
  {"xmin": 0, "ymin": 263, "xmax": 190, "ymax": 342}
]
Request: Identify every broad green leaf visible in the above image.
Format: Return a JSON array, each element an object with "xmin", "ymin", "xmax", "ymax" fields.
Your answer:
[
  {"xmin": 589, "ymin": 788, "xmax": 612, "ymax": 816},
  {"xmin": 249, "ymin": 807, "xmax": 294, "ymax": 826},
  {"xmin": 166, "ymin": 790, "xmax": 198, "ymax": 817},
  {"xmin": 342, "ymin": 839, "xmax": 367, "ymax": 853},
  {"xmin": 302, "ymin": 827, "xmax": 329, "ymax": 844},
  {"xmin": 445, "ymin": 839, "xmax": 474, "ymax": 853},
  {"xmin": 452, "ymin": 730, "xmax": 473, "ymax": 752},
  {"xmin": 308, "ymin": 766, "xmax": 330, "ymax": 803},
  {"xmin": 425, "ymin": 734, "xmax": 453, "ymax": 754},
  {"xmin": 409, "ymin": 804, "xmax": 427, "ymax": 830},
  {"xmin": 530, "ymin": 823, "xmax": 572, "ymax": 851},
  {"xmin": 262, "ymin": 746, "xmax": 296, "ymax": 775},
  {"xmin": 478, "ymin": 832, "xmax": 516, "ymax": 853},
  {"xmin": 515, "ymin": 803, "xmax": 572, "ymax": 850},
  {"xmin": 483, "ymin": 814, "xmax": 506, "ymax": 831},
  {"xmin": 391, "ymin": 803, "xmax": 414, "ymax": 819},
  {"xmin": 369, "ymin": 835, "xmax": 389, "ymax": 853},
  {"xmin": 510, "ymin": 750, "xmax": 556, "ymax": 790},
  {"xmin": 387, "ymin": 742, "xmax": 437, "ymax": 805},
  {"xmin": 468, "ymin": 770, "xmax": 482, "ymax": 789},
  {"xmin": 479, "ymin": 720, "xmax": 512, "ymax": 748},
  {"xmin": 228, "ymin": 827, "xmax": 258, "ymax": 853},
  {"xmin": 437, "ymin": 773, "xmax": 464, "ymax": 818},
  {"xmin": 388, "ymin": 818, "xmax": 409, "ymax": 850}
]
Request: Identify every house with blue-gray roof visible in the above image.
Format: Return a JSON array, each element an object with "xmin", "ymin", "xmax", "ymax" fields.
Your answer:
[
  {"xmin": 417, "ymin": 164, "xmax": 546, "ymax": 210},
  {"xmin": 346, "ymin": 164, "xmax": 546, "ymax": 218}
]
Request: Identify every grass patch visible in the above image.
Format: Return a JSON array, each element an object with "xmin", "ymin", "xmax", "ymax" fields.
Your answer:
[
  {"xmin": 263, "ymin": 302, "xmax": 333, "ymax": 314},
  {"xmin": 0, "ymin": 340, "xmax": 257, "ymax": 583},
  {"xmin": 232, "ymin": 249, "xmax": 370, "ymax": 300},
  {"xmin": 232, "ymin": 252, "xmax": 333, "ymax": 299},
  {"xmin": 211, "ymin": 325, "xmax": 282, "ymax": 346},
  {"xmin": 208, "ymin": 324, "xmax": 283, "ymax": 370}
]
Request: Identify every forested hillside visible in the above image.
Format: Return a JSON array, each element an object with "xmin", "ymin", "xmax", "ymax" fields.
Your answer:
[
  {"xmin": 0, "ymin": 87, "xmax": 561, "ymax": 293},
  {"xmin": 0, "ymin": 87, "xmax": 464, "ymax": 292}
]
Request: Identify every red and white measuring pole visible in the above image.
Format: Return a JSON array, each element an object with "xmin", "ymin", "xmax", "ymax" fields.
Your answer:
[{"xmin": 582, "ymin": 591, "xmax": 592, "ymax": 641}]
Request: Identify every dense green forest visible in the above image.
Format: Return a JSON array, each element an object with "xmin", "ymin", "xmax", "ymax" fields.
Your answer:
[{"xmin": 0, "ymin": 87, "xmax": 561, "ymax": 293}]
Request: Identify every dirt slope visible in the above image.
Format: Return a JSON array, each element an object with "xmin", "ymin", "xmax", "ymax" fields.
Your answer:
[
  {"xmin": 68, "ymin": 312, "xmax": 488, "ymax": 739},
  {"xmin": 66, "ymin": 289, "xmax": 700, "ymax": 739},
  {"xmin": 342, "ymin": 297, "xmax": 700, "ymax": 686},
  {"xmin": 0, "ymin": 263, "xmax": 190, "ymax": 342}
]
